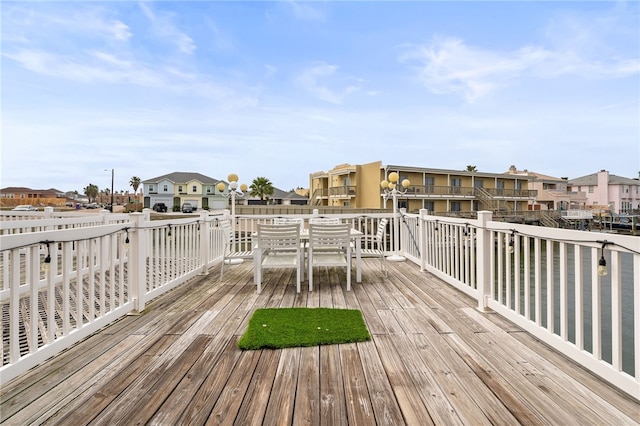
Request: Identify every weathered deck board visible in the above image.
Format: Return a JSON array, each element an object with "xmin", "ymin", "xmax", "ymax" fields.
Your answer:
[{"xmin": 1, "ymin": 259, "xmax": 638, "ymax": 425}]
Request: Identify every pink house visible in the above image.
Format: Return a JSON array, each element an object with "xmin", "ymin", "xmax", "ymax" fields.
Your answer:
[{"xmin": 567, "ymin": 170, "xmax": 640, "ymax": 214}]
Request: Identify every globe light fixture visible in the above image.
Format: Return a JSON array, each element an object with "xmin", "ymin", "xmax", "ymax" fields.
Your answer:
[
  {"xmin": 218, "ymin": 173, "xmax": 247, "ymax": 218},
  {"xmin": 380, "ymin": 171, "xmax": 411, "ymax": 262}
]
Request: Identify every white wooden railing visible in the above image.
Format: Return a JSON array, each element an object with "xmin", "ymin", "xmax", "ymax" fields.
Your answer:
[
  {"xmin": 399, "ymin": 209, "xmax": 640, "ymax": 400},
  {"xmin": 0, "ymin": 209, "xmax": 231, "ymax": 384},
  {"xmin": 1, "ymin": 208, "xmax": 638, "ymax": 400}
]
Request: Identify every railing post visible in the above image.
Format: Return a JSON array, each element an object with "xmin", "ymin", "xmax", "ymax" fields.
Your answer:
[
  {"xmin": 199, "ymin": 210, "xmax": 210, "ymax": 275},
  {"xmin": 44, "ymin": 206, "xmax": 54, "ymax": 219},
  {"xmin": 129, "ymin": 212, "xmax": 148, "ymax": 313},
  {"xmin": 419, "ymin": 209, "xmax": 428, "ymax": 272},
  {"xmin": 476, "ymin": 210, "xmax": 493, "ymax": 312}
]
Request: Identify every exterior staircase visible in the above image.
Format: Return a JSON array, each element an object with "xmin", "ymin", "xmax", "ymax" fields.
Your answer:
[{"xmin": 474, "ymin": 187, "xmax": 514, "ymax": 213}]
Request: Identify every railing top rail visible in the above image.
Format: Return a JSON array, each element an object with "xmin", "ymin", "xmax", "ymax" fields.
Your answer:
[
  {"xmin": 417, "ymin": 211, "xmax": 640, "ymax": 251},
  {"xmin": 0, "ymin": 222, "xmax": 133, "ymax": 251},
  {"xmin": 1, "ymin": 214, "xmax": 130, "ymax": 231}
]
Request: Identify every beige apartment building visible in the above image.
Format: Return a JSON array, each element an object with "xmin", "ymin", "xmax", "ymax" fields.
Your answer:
[
  {"xmin": 505, "ymin": 166, "xmax": 587, "ymax": 211},
  {"xmin": 310, "ymin": 161, "xmax": 537, "ymax": 215}
]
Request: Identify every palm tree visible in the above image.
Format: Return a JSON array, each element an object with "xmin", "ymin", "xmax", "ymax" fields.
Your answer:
[
  {"xmin": 465, "ymin": 165, "xmax": 478, "ymax": 172},
  {"xmin": 130, "ymin": 176, "xmax": 141, "ymax": 194},
  {"xmin": 249, "ymin": 177, "xmax": 275, "ymax": 205},
  {"xmin": 84, "ymin": 184, "xmax": 99, "ymax": 203}
]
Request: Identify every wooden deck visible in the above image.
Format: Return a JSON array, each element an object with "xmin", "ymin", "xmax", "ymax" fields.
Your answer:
[{"xmin": 1, "ymin": 259, "xmax": 639, "ymax": 425}]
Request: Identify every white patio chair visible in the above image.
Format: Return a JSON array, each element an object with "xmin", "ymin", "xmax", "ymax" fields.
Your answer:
[
  {"xmin": 219, "ymin": 219, "xmax": 253, "ymax": 279},
  {"xmin": 308, "ymin": 223, "xmax": 352, "ymax": 292},
  {"xmin": 309, "ymin": 217, "xmax": 340, "ymax": 225},
  {"xmin": 272, "ymin": 217, "xmax": 304, "ymax": 225},
  {"xmin": 255, "ymin": 223, "xmax": 304, "ymax": 293},
  {"xmin": 356, "ymin": 218, "xmax": 388, "ymax": 276}
]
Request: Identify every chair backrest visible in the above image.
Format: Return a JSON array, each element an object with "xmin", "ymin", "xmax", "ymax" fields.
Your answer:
[
  {"xmin": 272, "ymin": 217, "xmax": 304, "ymax": 225},
  {"xmin": 308, "ymin": 223, "xmax": 351, "ymax": 250},
  {"xmin": 375, "ymin": 219, "xmax": 388, "ymax": 243},
  {"xmin": 257, "ymin": 223, "xmax": 301, "ymax": 252},
  {"xmin": 309, "ymin": 217, "xmax": 340, "ymax": 225},
  {"xmin": 219, "ymin": 219, "xmax": 234, "ymax": 244}
]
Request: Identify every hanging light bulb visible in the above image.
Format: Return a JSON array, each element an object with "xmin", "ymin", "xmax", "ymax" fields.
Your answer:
[
  {"xmin": 597, "ymin": 240, "xmax": 610, "ymax": 276},
  {"xmin": 434, "ymin": 220, "xmax": 439, "ymax": 233},
  {"xmin": 463, "ymin": 224, "xmax": 471, "ymax": 241},
  {"xmin": 167, "ymin": 224, "xmax": 173, "ymax": 240},
  {"xmin": 597, "ymin": 255, "xmax": 607, "ymax": 276},
  {"xmin": 124, "ymin": 228, "xmax": 130, "ymax": 251},
  {"xmin": 41, "ymin": 241, "xmax": 52, "ymax": 272},
  {"xmin": 508, "ymin": 230, "xmax": 516, "ymax": 254}
]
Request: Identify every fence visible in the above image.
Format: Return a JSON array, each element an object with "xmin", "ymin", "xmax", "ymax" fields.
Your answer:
[
  {"xmin": 1, "ymin": 207, "xmax": 638, "ymax": 400},
  {"xmin": 0, "ymin": 209, "xmax": 392, "ymax": 384},
  {"xmin": 399, "ymin": 209, "xmax": 639, "ymax": 400}
]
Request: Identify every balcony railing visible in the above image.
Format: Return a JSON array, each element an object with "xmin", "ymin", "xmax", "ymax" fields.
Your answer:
[
  {"xmin": 0, "ymin": 208, "xmax": 638, "ymax": 401},
  {"xmin": 386, "ymin": 185, "xmax": 537, "ymax": 199},
  {"xmin": 329, "ymin": 186, "xmax": 357, "ymax": 198}
]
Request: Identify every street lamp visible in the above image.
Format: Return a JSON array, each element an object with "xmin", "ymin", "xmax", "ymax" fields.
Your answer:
[
  {"xmin": 216, "ymin": 173, "xmax": 247, "ymax": 218},
  {"xmin": 104, "ymin": 168, "xmax": 114, "ymax": 212},
  {"xmin": 381, "ymin": 171, "xmax": 410, "ymax": 262}
]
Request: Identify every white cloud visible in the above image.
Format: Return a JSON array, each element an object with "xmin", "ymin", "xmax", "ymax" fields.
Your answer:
[
  {"xmin": 286, "ymin": 1, "xmax": 326, "ymax": 22},
  {"xmin": 139, "ymin": 2, "xmax": 195, "ymax": 55},
  {"xmin": 401, "ymin": 34, "xmax": 639, "ymax": 102},
  {"xmin": 296, "ymin": 63, "xmax": 360, "ymax": 104}
]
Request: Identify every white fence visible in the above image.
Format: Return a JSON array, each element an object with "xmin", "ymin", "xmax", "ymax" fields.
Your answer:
[
  {"xmin": 0, "ymin": 210, "xmax": 230, "ymax": 384},
  {"xmin": 0, "ymin": 210, "xmax": 392, "ymax": 384},
  {"xmin": 1, "ymin": 208, "xmax": 638, "ymax": 400},
  {"xmin": 400, "ymin": 209, "xmax": 639, "ymax": 400}
]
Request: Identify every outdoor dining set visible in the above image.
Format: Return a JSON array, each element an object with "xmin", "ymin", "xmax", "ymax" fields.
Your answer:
[{"xmin": 219, "ymin": 217, "xmax": 388, "ymax": 293}]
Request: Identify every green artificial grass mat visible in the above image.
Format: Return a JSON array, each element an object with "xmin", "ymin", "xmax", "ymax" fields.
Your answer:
[{"xmin": 238, "ymin": 307, "xmax": 371, "ymax": 350}]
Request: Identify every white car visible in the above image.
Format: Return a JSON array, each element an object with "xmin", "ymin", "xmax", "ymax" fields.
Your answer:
[{"xmin": 12, "ymin": 205, "xmax": 38, "ymax": 211}]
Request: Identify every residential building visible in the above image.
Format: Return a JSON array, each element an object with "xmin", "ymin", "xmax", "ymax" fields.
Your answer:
[
  {"xmin": 310, "ymin": 161, "xmax": 537, "ymax": 215},
  {"xmin": 142, "ymin": 172, "xmax": 225, "ymax": 211},
  {"xmin": 505, "ymin": 166, "xmax": 587, "ymax": 211},
  {"xmin": 143, "ymin": 172, "xmax": 309, "ymax": 211},
  {"xmin": 0, "ymin": 187, "xmax": 67, "ymax": 207},
  {"xmin": 245, "ymin": 187, "xmax": 308, "ymax": 206},
  {"xmin": 567, "ymin": 170, "xmax": 640, "ymax": 214}
]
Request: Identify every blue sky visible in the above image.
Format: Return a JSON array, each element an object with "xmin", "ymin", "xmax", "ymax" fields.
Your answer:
[{"xmin": 2, "ymin": 1, "xmax": 639, "ymax": 194}]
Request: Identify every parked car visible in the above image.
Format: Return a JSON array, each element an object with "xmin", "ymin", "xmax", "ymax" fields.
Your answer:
[
  {"xmin": 152, "ymin": 203, "xmax": 168, "ymax": 213},
  {"xmin": 181, "ymin": 203, "xmax": 193, "ymax": 213},
  {"xmin": 86, "ymin": 203, "xmax": 99, "ymax": 209},
  {"xmin": 12, "ymin": 205, "xmax": 38, "ymax": 211}
]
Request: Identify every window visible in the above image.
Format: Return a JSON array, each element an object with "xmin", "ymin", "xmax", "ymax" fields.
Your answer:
[
  {"xmin": 451, "ymin": 201, "xmax": 461, "ymax": 212},
  {"xmin": 178, "ymin": 185, "xmax": 183, "ymax": 193},
  {"xmin": 589, "ymin": 186, "xmax": 594, "ymax": 193},
  {"xmin": 424, "ymin": 176, "xmax": 434, "ymax": 193},
  {"xmin": 207, "ymin": 188, "xmax": 211, "ymax": 193},
  {"xmin": 163, "ymin": 185, "xmax": 168, "ymax": 192},
  {"xmin": 192, "ymin": 185, "xmax": 197, "ymax": 193},
  {"xmin": 451, "ymin": 178, "xmax": 461, "ymax": 194},
  {"xmin": 149, "ymin": 185, "xmax": 154, "ymax": 191},
  {"xmin": 423, "ymin": 201, "xmax": 434, "ymax": 212},
  {"xmin": 474, "ymin": 179, "xmax": 483, "ymax": 188}
]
